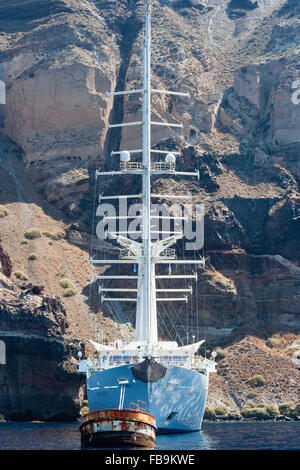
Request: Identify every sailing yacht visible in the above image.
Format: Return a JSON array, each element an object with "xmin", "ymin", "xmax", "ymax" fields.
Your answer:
[{"xmin": 78, "ymin": 0, "xmax": 216, "ymax": 433}]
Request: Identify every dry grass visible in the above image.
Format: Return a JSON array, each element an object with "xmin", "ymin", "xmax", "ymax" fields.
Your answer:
[
  {"xmin": 241, "ymin": 403, "xmax": 279, "ymax": 418},
  {"xmin": 24, "ymin": 228, "xmax": 42, "ymax": 240},
  {"xmin": 0, "ymin": 205, "xmax": 9, "ymax": 218},
  {"xmin": 15, "ymin": 271, "xmax": 29, "ymax": 281},
  {"xmin": 246, "ymin": 375, "xmax": 266, "ymax": 388},
  {"xmin": 266, "ymin": 337, "xmax": 281, "ymax": 348},
  {"xmin": 63, "ymin": 287, "xmax": 77, "ymax": 297},
  {"xmin": 43, "ymin": 231, "xmax": 66, "ymax": 241},
  {"xmin": 59, "ymin": 279, "xmax": 74, "ymax": 289},
  {"xmin": 278, "ymin": 403, "xmax": 299, "ymax": 417}
]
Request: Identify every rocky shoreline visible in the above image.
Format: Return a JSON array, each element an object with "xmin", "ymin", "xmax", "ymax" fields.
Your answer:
[{"xmin": 204, "ymin": 416, "xmax": 300, "ymax": 423}]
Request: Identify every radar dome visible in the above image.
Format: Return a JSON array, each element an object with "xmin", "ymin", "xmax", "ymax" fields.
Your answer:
[
  {"xmin": 120, "ymin": 151, "xmax": 131, "ymax": 162},
  {"xmin": 165, "ymin": 153, "xmax": 176, "ymax": 163}
]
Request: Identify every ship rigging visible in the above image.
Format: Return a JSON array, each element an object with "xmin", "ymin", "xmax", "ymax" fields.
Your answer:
[{"xmin": 78, "ymin": 0, "xmax": 216, "ymax": 434}]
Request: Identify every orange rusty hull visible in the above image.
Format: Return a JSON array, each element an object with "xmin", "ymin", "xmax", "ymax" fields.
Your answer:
[{"xmin": 80, "ymin": 409, "xmax": 156, "ymax": 448}]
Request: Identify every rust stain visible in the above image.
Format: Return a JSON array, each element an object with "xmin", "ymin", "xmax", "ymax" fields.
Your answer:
[{"xmin": 80, "ymin": 408, "xmax": 156, "ymax": 448}]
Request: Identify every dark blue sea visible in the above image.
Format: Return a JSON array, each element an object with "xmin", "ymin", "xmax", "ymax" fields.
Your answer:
[{"xmin": 0, "ymin": 421, "xmax": 299, "ymax": 450}]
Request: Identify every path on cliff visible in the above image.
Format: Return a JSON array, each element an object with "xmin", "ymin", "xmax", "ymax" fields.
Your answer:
[{"xmin": 0, "ymin": 138, "xmax": 32, "ymax": 229}]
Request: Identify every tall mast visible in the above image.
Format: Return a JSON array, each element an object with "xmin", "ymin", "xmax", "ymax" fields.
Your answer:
[
  {"xmin": 140, "ymin": 0, "xmax": 157, "ymax": 343},
  {"xmin": 93, "ymin": 0, "xmax": 204, "ymax": 348}
]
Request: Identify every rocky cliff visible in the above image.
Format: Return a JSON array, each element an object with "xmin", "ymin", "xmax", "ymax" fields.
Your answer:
[
  {"xmin": 0, "ymin": 0, "xmax": 299, "ymax": 418},
  {"xmin": 0, "ymin": 268, "xmax": 85, "ymax": 420}
]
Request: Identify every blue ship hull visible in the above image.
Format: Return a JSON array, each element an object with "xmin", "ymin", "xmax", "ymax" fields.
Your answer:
[{"xmin": 87, "ymin": 364, "xmax": 208, "ymax": 433}]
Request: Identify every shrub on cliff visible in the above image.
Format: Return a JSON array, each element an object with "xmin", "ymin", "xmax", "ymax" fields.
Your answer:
[
  {"xmin": 63, "ymin": 287, "xmax": 77, "ymax": 297},
  {"xmin": 24, "ymin": 228, "xmax": 42, "ymax": 240},
  {"xmin": 244, "ymin": 401, "xmax": 255, "ymax": 408},
  {"xmin": 15, "ymin": 271, "xmax": 29, "ymax": 281},
  {"xmin": 246, "ymin": 375, "xmax": 266, "ymax": 387},
  {"xmin": 266, "ymin": 337, "xmax": 280, "ymax": 348},
  {"xmin": 60, "ymin": 279, "xmax": 73, "ymax": 289},
  {"xmin": 214, "ymin": 406, "xmax": 228, "ymax": 416},
  {"xmin": 204, "ymin": 406, "xmax": 216, "ymax": 419},
  {"xmin": 285, "ymin": 345, "xmax": 300, "ymax": 356},
  {"xmin": 265, "ymin": 405, "xmax": 279, "ymax": 417},
  {"xmin": 80, "ymin": 406, "xmax": 89, "ymax": 416},
  {"xmin": 279, "ymin": 403, "xmax": 297, "ymax": 417},
  {"xmin": 256, "ymin": 403, "xmax": 266, "ymax": 409},
  {"xmin": 215, "ymin": 347, "xmax": 227, "ymax": 360},
  {"xmin": 246, "ymin": 392, "xmax": 258, "ymax": 399},
  {"xmin": 241, "ymin": 406, "xmax": 266, "ymax": 418},
  {"xmin": 43, "ymin": 231, "xmax": 66, "ymax": 241},
  {"xmin": 0, "ymin": 205, "xmax": 9, "ymax": 218},
  {"xmin": 242, "ymin": 403, "xmax": 279, "ymax": 419},
  {"xmin": 204, "ymin": 405, "xmax": 228, "ymax": 418},
  {"xmin": 229, "ymin": 411, "xmax": 241, "ymax": 420}
]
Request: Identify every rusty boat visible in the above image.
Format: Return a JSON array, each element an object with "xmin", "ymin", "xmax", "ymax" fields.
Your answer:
[{"xmin": 80, "ymin": 401, "xmax": 156, "ymax": 448}]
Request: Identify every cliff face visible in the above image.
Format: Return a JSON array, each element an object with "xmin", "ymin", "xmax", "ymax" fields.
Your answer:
[
  {"xmin": 0, "ymin": 270, "xmax": 84, "ymax": 420},
  {"xmin": 0, "ymin": 0, "xmax": 119, "ymax": 161},
  {"xmin": 0, "ymin": 0, "xmax": 299, "ymax": 417}
]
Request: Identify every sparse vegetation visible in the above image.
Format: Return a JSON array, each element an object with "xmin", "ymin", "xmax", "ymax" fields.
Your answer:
[
  {"xmin": 244, "ymin": 402, "xmax": 255, "ymax": 409},
  {"xmin": 0, "ymin": 205, "xmax": 9, "ymax": 218},
  {"xmin": 285, "ymin": 344, "xmax": 300, "ymax": 355},
  {"xmin": 15, "ymin": 271, "xmax": 29, "ymax": 281},
  {"xmin": 265, "ymin": 405, "xmax": 279, "ymax": 417},
  {"xmin": 204, "ymin": 405, "xmax": 228, "ymax": 419},
  {"xmin": 241, "ymin": 403, "xmax": 279, "ymax": 419},
  {"xmin": 28, "ymin": 253, "xmax": 37, "ymax": 261},
  {"xmin": 21, "ymin": 240, "xmax": 28, "ymax": 245},
  {"xmin": 214, "ymin": 406, "xmax": 228, "ymax": 416},
  {"xmin": 63, "ymin": 287, "xmax": 77, "ymax": 297},
  {"xmin": 278, "ymin": 403, "xmax": 298, "ymax": 417},
  {"xmin": 215, "ymin": 347, "xmax": 227, "ymax": 360},
  {"xmin": 241, "ymin": 406, "xmax": 268, "ymax": 419},
  {"xmin": 24, "ymin": 228, "xmax": 42, "ymax": 240},
  {"xmin": 246, "ymin": 375, "xmax": 266, "ymax": 388},
  {"xmin": 266, "ymin": 337, "xmax": 280, "ymax": 348},
  {"xmin": 204, "ymin": 406, "xmax": 216, "ymax": 419},
  {"xmin": 246, "ymin": 392, "xmax": 258, "ymax": 399},
  {"xmin": 80, "ymin": 406, "xmax": 89, "ymax": 416},
  {"xmin": 60, "ymin": 279, "xmax": 74, "ymax": 289},
  {"xmin": 60, "ymin": 277, "xmax": 77, "ymax": 297},
  {"xmin": 256, "ymin": 403, "xmax": 266, "ymax": 409},
  {"xmin": 43, "ymin": 231, "xmax": 66, "ymax": 241}
]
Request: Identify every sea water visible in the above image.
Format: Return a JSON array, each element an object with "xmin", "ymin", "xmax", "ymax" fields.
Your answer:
[{"xmin": 0, "ymin": 421, "xmax": 299, "ymax": 450}]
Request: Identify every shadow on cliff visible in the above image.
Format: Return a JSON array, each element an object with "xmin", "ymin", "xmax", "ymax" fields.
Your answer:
[
  {"xmin": 81, "ymin": 271, "xmax": 135, "ymax": 327},
  {"xmin": 102, "ymin": 3, "xmax": 144, "ymax": 169}
]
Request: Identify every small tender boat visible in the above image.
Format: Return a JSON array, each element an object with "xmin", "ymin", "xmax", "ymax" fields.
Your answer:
[{"xmin": 80, "ymin": 401, "xmax": 156, "ymax": 448}]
